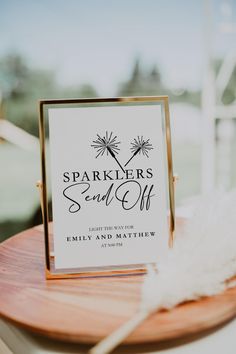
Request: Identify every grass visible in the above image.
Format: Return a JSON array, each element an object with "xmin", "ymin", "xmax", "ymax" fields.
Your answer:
[
  {"xmin": 173, "ymin": 143, "xmax": 201, "ymax": 202},
  {"xmin": 0, "ymin": 142, "xmax": 40, "ymax": 240},
  {"xmin": 0, "ymin": 142, "xmax": 40, "ymax": 219}
]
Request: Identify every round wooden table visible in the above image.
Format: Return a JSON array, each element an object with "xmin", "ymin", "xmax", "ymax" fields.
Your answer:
[{"xmin": 0, "ymin": 223, "xmax": 236, "ymax": 345}]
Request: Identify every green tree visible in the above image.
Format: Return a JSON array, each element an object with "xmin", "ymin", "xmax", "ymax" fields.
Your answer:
[{"xmin": 0, "ymin": 53, "xmax": 98, "ymax": 136}]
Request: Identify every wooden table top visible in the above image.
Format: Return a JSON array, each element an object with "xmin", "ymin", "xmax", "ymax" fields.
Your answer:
[{"xmin": 0, "ymin": 222, "xmax": 236, "ymax": 345}]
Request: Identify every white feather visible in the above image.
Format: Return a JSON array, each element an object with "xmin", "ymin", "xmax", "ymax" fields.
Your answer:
[{"xmin": 142, "ymin": 190, "xmax": 236, "ymax": 312}]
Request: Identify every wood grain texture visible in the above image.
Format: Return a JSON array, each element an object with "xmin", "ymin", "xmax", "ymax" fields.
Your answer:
[{"xmin": 0, "ymin": 222, "xmax": 236, "ymax": 344}]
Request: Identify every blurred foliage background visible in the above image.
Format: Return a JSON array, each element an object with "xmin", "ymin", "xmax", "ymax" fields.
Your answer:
[{"xmin": 1, "ymin": 52, "xmax": 235, "ymax": 241}]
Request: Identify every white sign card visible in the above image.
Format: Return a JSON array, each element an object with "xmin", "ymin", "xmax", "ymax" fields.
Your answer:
[{"xmin": 39, "ymin": 97, "xmax": 174, "ymax": 277}]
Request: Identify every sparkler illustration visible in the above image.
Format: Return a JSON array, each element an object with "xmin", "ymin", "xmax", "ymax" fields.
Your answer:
[
  {"xmin": 91, "ymin": 131, "xmax": 125, "ymax": 172},
  {"xmin": 125, "ymin": 136, "xmax": 153, "ymax": 167}
]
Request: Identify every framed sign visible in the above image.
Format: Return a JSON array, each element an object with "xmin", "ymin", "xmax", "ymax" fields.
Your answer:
[{"xmin": 38, "ymin": 96, "xmax": 175, "ymax": 279}]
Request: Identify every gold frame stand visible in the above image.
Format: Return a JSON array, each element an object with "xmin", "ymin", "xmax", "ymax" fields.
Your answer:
[{"xmin": 37, "ymin": 96, "xmax": 177, "ymax": 279}]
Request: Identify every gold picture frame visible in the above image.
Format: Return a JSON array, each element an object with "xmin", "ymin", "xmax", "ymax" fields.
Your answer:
[{"xmin": 38, "ymin": 96, "xmax": 176, "ymax": 279}]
